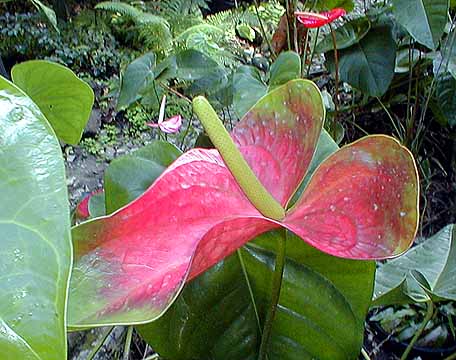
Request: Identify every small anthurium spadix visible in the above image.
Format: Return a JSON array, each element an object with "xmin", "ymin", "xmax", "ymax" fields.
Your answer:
[{"xmin": 68, "ymin": 79, "xmax": 419, "ymax": 327}]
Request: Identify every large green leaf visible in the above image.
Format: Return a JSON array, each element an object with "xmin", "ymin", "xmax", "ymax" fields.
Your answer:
[
  {"xmin": 233, "ymin": 52, "xmax": 301, "ymax": 119},
  {"xmin": 328, "ymin": 25, "xmax": 396, "ymax": 96},
  {"xmin": 316, "ymin": 17, "xmax": 371, "ymax": 54},
  {"xmin": 392, "ymin": 0, "xmax": 449, "ymax": 50},
  {"xmin": 117, "ymin": 52, "xmax": 156, "ymax": 110},
  {"xmin": 0, "ymin": 77, "xmax": 72, "ymax": 359},
  {"xmin": 233, "ymin": 65, "xmax": 267, "ymax": 119},
  {"xmin": 373, "ymin": 224, "xmax": 456, "ymax": 306},
  {"xmin": 434, "ymin": 73, "xmax": 456, "ymax": 127},
  {"xmin": 242, "ymin": 232, "xmax": 375, "ymax": 360},
  {"xmin": 268, "ymin": 51, "xmax": 301, "ymax": 90},
  {"xmin": 137, "ymin": 254, "xmax": 259, "ymax": 360},
  {"xmin": 11, "ymin": 60, "xmax": 94, "ymax": 145},
  {"xmin": 104, "ymin": 141, "xmax": 182, "ymax": 214},
  {"xmin": 175, "ymin": 49, "xmax": 229, "ymax": 96}
]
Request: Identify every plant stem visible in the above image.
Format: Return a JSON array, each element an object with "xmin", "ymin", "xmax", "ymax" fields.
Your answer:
[
  {"xmin": 254, "ymin": 0, "xmax": 276, "ymax": 59},
  {"xmin": 360, "ymin": 348, "xmax": 372, "ymax": 360},
  {"xmin": 86, "ymin": 326, "xmax": 114, "ymax": 360},
  {"xmin": 258, "ymin": 229, "xmax": 287, "ymax": 360},
  {"xmin": 400, "ymin": 301, "xmax": 434, "ymax": 360},
  {"xmin": 306, "ymin": 28, "xmax": 320, "ymax": 77},
  {"xmin": 123, "ymin": 326, "xmax": 134, "ymax": 360},
  {"xmin": 329, "ymin": 24, "xmax": 340, "ymax": 117}
]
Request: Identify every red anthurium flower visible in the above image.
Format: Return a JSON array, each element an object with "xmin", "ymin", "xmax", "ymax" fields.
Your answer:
[
  {"xmin": 147, "ymin": 96, "xmax": 182, "ymax": 133},
  {"xmin": 68, "ymin": 80, "xmax": 418, "ymax": 327},
  {"xmin": 295, "ymin": 8, "xmax": 346, "ymax": 28}
]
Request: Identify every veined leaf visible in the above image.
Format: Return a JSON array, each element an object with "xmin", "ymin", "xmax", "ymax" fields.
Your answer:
[
  {"xmin": 373, "ymin": 224, "xmax": 456, "ymax": 305},
  {"xmin": 0, "ymin": 77, "xmax": 72, "ymax": 359},
  {"xmin": 392, "ymin": 0, "xmax": 449, "ymax": 50},
  {"xmin": 11, "ymin": 60, "xmax": 94, "ymax": 145}
]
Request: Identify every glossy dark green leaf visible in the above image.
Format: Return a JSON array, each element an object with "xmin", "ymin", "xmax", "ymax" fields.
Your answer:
[
  {"xmin": 104, "ymin": 141, "xmax": 182, "ymax": 214},
  {"xmin": 434, "ymin": 73, "xmax": 456, "ymax": 127},
  {"xmin": 328, "ymin": 26, "xmax": 396, "ymax": 96},
  {"xmin": 316, "ymin": 17, "xmax": 371, "ymax": 53},
  {"xmin": 240, "ymin": 231, "xmax": 375, "ymax": 360},
  {"xmin": 0, "ymin": 77, "xmax": 72, "ymax": 359},
  {"xmin": 233, "ymin": 65, "xmax": 267, "ymax": 119},
  {"xmin": 136, "ymin": 254, "xmax": 259, "ymax": 360},
  {"xmin": 11, "ymin": 60, "xmax": 94, "ymax": 145},
  {"xmin": 117, "ymin": 52, "xmax": 156, "ymax": 110},
  {"xmin": 373, "ymin": 224, "xmax": 456, "ymax": 305},
  {"xmin": 175, "ymin": 49, "xmax": 229, "ymax": 96},
  {"xmin": 30, "ymin": 0, "xmax": 59, "ymax": 32},
  {"xmin": 233, "ymin": 52, "xmax": 302, "ymax": 119},
  {"xmin": 392, "ymin": 0, "xmax": 449, "ymax": 50},
  {"xmin": 268, "ymin": 51, "xmax": 301, "ymax": 90}
]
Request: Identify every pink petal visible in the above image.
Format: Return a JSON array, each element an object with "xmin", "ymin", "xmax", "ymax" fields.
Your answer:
[
  {"xmin": 283, "ymin": 136, "xmax": 418, "ymax": 259},
  {"xmin": 232, "ymin": 80, "xmax": 324, "ymax": 207},
  {"xmin": 68, "ymin": 148, "xmax": 278, "ymax": 326},
  {"xmin": 159, "ymin": 115, "xmax": 182, "ymax": 133}
]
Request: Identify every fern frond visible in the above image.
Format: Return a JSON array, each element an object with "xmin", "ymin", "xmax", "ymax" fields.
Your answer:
[{"xmin": 95, "ymin": 1, "xmax": 142, "ymax": 18}]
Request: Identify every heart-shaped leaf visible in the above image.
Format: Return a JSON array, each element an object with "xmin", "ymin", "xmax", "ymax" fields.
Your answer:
[
  {"xmin": 373, "ymin": 224, "xmax": 456, "ymax": 305},
  {"xmin": 327, "ymin": 25, "xmax": 396, "ymax": 96},
  {"xmin": 434, "ymin": 73, "xmax": 456, "ymax": 127},
  {"xmin": 11, "ymin": 60, "xmax": 94, "ymax": 145},
  {"xmin": 241, "ymin": 231, "xmax": 375, "ymax": 360},
  {"xmin": 316, "ymin": 17, "xmax": 371, "ymax": 53},
  {"xmin": 233, "ymin": 65, "xmax": 267, "ymax": 119},
  {"xmin": 117, "ymin": 52, "xmax": 156, "ymax": 111},
  {"xmin": 268, "ymin": 51, "xmax": 301, "ymax": 90},
  {"xmin": 137, "ymin": 253, "xmax": 260, "ymax": 360},
  {"xmin": 392, "ymin": 0, "xmax": 449, "ymax": 50},
  {"xmin": 233, "ymin": 52, "xmax": 302, "ymax": 119},
  {"xmin": 0, "ymin": 77, "xmax": 72, "ymax": 359}
]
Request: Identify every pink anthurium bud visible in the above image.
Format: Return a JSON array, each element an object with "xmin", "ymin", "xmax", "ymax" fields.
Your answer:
[
  {"xmin": 295, "ymin": 8, "xmax": 346, "ymax": 28},
  {"xmin": 147, "ymin": 95, "xmax": 183, "ymax": 133}
]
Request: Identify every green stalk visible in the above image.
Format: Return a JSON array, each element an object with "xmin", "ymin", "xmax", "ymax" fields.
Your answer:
[
  {"xmin": 254, "ymin": 0, "xmax": 276, "ymax": 59},
  {"xmin": 258, "ymin": 229, "xmax": 287, "ymax": 360},
  {"xmin": 86, "ymin": 326, "xmax": 114, "ymax": 360},
  {"xmin": 400, "ymin": 301, "xmax": 434, "ymax": 360},
  {"xmin": 123, "ymin": 326, "xmax": 134, "ymax": 360},
  {"xmin": 192, "ymin": 96, "xmax": 285, "ymax": 221},
  {"xmin": 329, "ymin": 23, "xmax": 340, "ymax": 117}
]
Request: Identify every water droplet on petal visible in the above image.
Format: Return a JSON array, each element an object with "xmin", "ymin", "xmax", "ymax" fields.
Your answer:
[
  {"xmin": 330, "ymin": 205, "xmax": 336, "ymax": 212},
  {"xmin": 400, "ymin": 211, "xmax": 406, "ymax": 217},
  {"xmin": 373, "ymin": 203, "xmax": 379, "ymax": 211}
]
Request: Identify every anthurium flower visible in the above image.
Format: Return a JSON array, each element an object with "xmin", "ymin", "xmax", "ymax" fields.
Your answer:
[
  {"xmin": 147, "ymin": 95, "xmax": 182, "ymax": 133},
  {"xmin": 295, "ymin": 8, "xmax": 346, "ymax": 28},
  {"xmin": 68, "ymin": 80, "xmax": 418, "ymax": 327}
]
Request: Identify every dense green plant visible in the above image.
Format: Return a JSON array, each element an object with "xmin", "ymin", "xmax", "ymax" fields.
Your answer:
[{"xmin": 0, "ymin": 11, "xmax": 122, "ymax": 78}]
